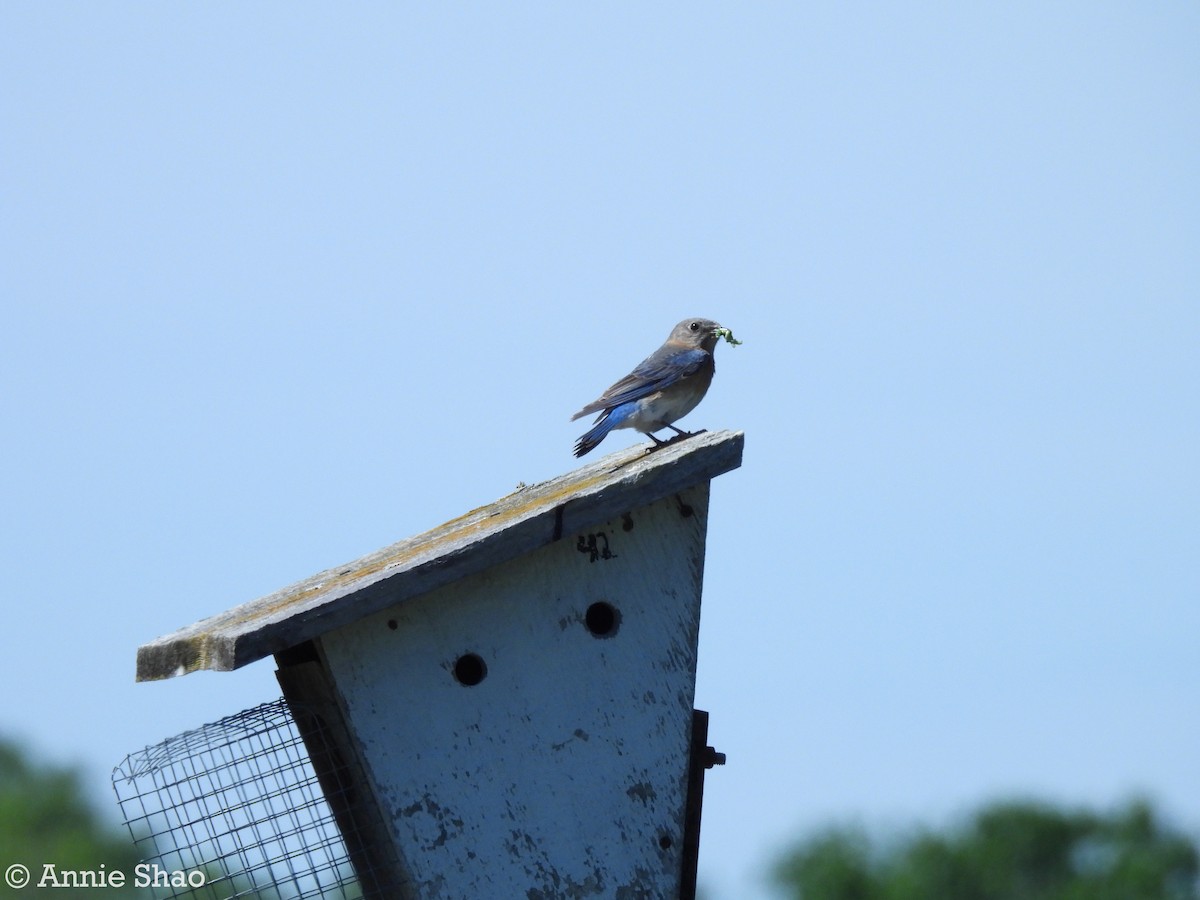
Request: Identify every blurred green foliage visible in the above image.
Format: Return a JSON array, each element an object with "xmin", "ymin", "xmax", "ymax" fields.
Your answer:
[
  {"xmin": 774, "ymin": 799, "xmax": 1199, "ymax": 900},
  {"xmin": 0, "ymin": 739, "xmax": 141, "ymax": 897}
]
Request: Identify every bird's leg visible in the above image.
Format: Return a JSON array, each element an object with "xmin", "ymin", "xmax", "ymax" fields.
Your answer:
[
  {"xmin": 644, "ymin": 427, "xmax": 710, "ymax": 453},
  {"xmin": 641, "ymin": 432, "xmax": 671, "ymax": 454}
]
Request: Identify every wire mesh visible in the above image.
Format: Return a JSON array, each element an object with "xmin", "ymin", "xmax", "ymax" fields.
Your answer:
[{"xmin": 112, "ymin": 698, "xmax": 399, "ymax": 900}]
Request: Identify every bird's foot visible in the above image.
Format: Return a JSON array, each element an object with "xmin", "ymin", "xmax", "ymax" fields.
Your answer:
[{"xmin": 645, "ymin": 428, "xmax": 707, "ymax": 453}]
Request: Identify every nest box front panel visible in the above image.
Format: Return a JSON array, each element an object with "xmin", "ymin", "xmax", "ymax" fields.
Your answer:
[{"xmin": 318, "ymin": 483, "xmax": 711, "ymax": 898}]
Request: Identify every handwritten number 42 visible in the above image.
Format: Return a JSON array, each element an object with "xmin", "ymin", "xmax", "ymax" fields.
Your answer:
[{"xmin": 576, "ymin": 533, "xmax": 617, "ymax": 562}]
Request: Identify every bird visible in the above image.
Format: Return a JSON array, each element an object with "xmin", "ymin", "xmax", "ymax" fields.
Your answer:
[{"xmin": 571, "ymin": 317, "xmax": 726, "ymax": 457}]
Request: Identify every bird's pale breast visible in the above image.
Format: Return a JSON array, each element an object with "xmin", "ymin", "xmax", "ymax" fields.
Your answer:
[{"xmin": 623, "ymin": 363, "xmax": 714, "ymax": 432}]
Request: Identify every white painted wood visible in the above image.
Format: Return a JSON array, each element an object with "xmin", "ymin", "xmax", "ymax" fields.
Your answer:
[{"xmin": 318, "ymin": 485, "xmax": 711, "ymax": 898}]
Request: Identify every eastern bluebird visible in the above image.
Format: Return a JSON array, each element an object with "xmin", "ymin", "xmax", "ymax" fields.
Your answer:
[{"xmin": 571, "ymin": 317, "xmax": 727, "ymax": 457}]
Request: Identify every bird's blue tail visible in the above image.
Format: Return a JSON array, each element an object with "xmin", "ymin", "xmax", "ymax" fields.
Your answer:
[
  {"xmin": 573, "ymin": 405, "xmax": 632, "ymax": 457},
  {"xmin": 573, "ymin": 417, "xmax": 615, "ymax": 457}
]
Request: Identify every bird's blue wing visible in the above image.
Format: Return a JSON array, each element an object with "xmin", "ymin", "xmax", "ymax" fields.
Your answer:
[{"xmin": 573, "ymin": 348, "xmax": 710, "ymax": 418}]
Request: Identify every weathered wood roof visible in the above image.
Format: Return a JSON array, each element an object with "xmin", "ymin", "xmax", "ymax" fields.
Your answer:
[{"xmin": 136, "ymin": 430, "xmax": 744, "ymax": 682}]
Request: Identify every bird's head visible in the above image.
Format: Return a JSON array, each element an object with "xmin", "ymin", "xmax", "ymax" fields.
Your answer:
[{"xmin": 668, "ymin": 317, "xmax": 724, "ymax": 352}]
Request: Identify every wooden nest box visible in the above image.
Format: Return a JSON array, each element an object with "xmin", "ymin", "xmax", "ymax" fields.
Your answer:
[{"xmin": 136, "ymin": 429, "xmax": 744, "ymax": 898}]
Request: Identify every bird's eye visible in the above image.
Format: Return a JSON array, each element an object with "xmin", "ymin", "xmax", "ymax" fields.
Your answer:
[{"xmin": 689, "ymin": 321, "xmax": 700, "ymax": 331}]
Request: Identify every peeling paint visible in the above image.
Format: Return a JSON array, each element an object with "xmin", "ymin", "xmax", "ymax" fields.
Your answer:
[{"xmin": 625, "ymin": 782, "xmax": 658, "ymax": 805}]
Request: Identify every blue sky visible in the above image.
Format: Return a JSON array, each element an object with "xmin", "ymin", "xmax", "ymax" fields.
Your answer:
[{"xmin": 2, "ymin": 4, "xmax": 1197, "ymax": 897}]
